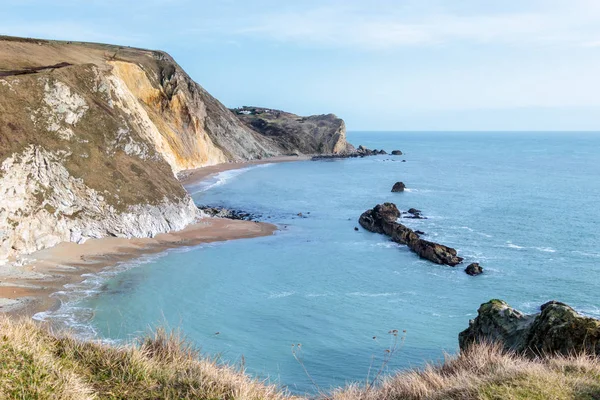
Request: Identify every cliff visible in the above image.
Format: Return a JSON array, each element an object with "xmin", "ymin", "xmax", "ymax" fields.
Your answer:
[
  {"xmin": 0, "ymin": 36, "xmax": 351, "ymax": 263},
  {"xmin": 233, "ymin": 106, "xmax": 355, "ymax": 155}
]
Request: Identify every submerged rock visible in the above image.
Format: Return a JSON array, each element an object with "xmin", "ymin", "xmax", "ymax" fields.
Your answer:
[
  {"xmin": 391, "ymin": 182, "xmax": 406, "ymax": 192},
  {"xmin": 403, "ymin": 208, "xmax": 426, "ymax": 219},
  {"xmin": 465, "ymin": 262, "xmax": 483, "ymax": 276},
  {"xmin": 359, "ymin": 203, "xmax": 463, "ymax": 266},
  {"xmin": 459, "ymin": 300, "xmax": 600, "ymax": 356}
]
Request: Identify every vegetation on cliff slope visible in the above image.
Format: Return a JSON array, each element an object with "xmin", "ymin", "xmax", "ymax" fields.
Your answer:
[
  {"xmin": 1, "ymin": 316, "xmax": 600, "ymax": 400},
  {"xmin": 0, "ymin": 316, "xmax": 287, "ymax": 400}
]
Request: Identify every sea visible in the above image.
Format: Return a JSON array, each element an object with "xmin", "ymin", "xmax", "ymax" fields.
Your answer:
[{"xmin": 34, "ymin": 131, "xmax": 600, "ymax": 394}]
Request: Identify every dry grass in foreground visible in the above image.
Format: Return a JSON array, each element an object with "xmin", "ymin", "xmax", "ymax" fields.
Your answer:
[
  {"xmin": 1, "ymin": 316, "xmax": 600, "ymax": 399},
  {"xmin": 0, "ymin": 316, "xmax": 289, "ymax": 400},
  {"xmin": 329, "ymin": 342, "xmax": 600, "ymax": 400}
]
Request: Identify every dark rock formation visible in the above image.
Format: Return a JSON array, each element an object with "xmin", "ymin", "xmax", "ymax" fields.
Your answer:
[
  {"xmin": 359, "ymin": 203, "xmax": 463, "ymax": 266},
  {"xmin": 311, "ymin": 144, "xmax": 388, "ymax": 160},
  {"xmin": 409, "ymin": 239, "xmax": 463, "ymax": 266},
  {"xmin": 403, "ymin": 208, "xmax": 426, "ymax": 219},
  {"xmin": 358, "ymin": 203, "xmax": 400, "ymax": 234},
  {"xmin": 198, "ymin": 206, "xmax": 259, "ymax": 221},
  {"xmin": 459, "ymin": 300, "xmax": 600, "ymax": 356},
  {"xmin": 465, "ymin": 263, "xmax": 483, "ymax": 276},
  {"xmin": 391, "ymin": 150, "xmax": 403, "ymax": 155},
  {"xmin": 391, "ymin": 182, "xmax": 406, "ymax": 192},
  {"xmin": 233, "ymin": 106, "xmax": 354, "ymax": 155}
]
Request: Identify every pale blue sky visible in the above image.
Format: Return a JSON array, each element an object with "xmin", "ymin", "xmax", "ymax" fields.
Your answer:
[{"xmin": 2, "ymin": 0, "xmax": 600, "ymax": 131}]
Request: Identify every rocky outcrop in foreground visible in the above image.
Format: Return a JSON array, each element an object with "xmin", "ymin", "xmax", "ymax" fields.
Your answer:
[
  {"xmin": 359, "ymin": 203, "xmax": 463, "ymax": 266},
  {"xmin": 459, "ymin": 300, "xmax": 600, "ymax": 356}
]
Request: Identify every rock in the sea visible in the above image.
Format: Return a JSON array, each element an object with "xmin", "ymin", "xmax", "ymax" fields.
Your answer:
[
  {"xmin": 358, "ymin": 203, "xmax": 400, "ymax": 234},
  {"xmin": 359, "ymin": 203, "xmax": 463, "ymax": 266},
  {"xmin": 391, "ymin": 182, "xmax": 406, "ymax": 192},
  {"xmin": 403, "ymin": 208, "xmax": 426, "ymax": 219},
  {"xmin": 354, "ymin": 227, "xmax": 359, "ymax": 231},
  {"xmin": 391, "ymin": 150, "xmax": 403, "ymax": 155},
  {"xmin": 459, "ymin": 300, "xmax": 600, "ymax": 356},
  {"xmin": 465, "ymin": 262, "xmax": 483, "ymax": 276},
  {"xmin": 408, "ymin": 239, "xmax": 463, "ymax": 266}
]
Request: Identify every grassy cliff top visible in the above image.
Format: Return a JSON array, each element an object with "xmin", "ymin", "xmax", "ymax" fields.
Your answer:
[{"xmin": 1, "ymin": 316, "xmax": 599, "ymax": 399}]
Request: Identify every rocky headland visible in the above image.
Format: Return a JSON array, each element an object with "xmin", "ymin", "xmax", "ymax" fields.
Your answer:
[
  {"xmin": 460, "ymin": 299, "xmax": 600, "ymax": 356},
  {"xmin": 359, "ymin": 203, "xmax": 463, "ymax": 266},
  {"xmin": 233, "ymin": 106, "xmax": 354, "ymax": 155},
  {"xmin": 0, "ymin": 36, "xmax": 354, "ymax": 265}
]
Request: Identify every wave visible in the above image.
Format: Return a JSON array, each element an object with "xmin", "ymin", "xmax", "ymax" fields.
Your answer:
[
  {"xmin": 504, "ymin": 242, "xmax": 557, "ymax": 253},
  {"xmin": 305, "ymin": 293, "xmax": 330, "ymax": 298},
  {"xmin": 572, "ymin": 250, "xmax": 600, "ymax": 258},
  {"xmin": 348, "ymin": 292, "xmax": 398, "ymax": 297},
  {"xmin": 268, "ymin": 291, "xmax": 295, "ymax": 299},
  {"xmin": 32, "ymin": 246, "xmax": 200, "ymax": 340},
  {"xmin": 535, "ymin": 247, "xmax": 556, "ymax": 253},
  {"xmin": 374, "ymin": 242, "xmax": 400, "ymax": 248},
  {"xmin": 188, "ymin": 164, "xmax": 274, "ymax": 194}
]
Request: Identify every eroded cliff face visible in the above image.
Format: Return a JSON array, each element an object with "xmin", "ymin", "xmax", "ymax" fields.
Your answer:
[
  {"xmin": 0, "ymin": 36, "xmax": 353, "ymax": 263},
  {"xmin": 0, "ymin": 61, "xmax": 200, "ymax": 261}
]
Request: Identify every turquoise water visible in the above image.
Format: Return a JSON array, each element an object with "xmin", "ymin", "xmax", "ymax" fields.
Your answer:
[{"xmin": 36, "ymin": 132, "xmax": 600, "ymax": 394}]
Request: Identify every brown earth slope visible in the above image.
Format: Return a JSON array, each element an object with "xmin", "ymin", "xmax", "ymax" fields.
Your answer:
[{"xmin": 0, "ymin": 36, "xmax": 352, "ymax": 262}]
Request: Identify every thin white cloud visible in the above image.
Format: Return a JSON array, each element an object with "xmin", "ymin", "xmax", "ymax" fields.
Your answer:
[{"xmin": 196, "ymin": 0, "xmax": 600, "ymax": 50}]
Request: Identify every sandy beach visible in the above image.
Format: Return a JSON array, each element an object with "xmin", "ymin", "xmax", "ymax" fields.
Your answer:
[
  {"xmin": 179, "ymin": 155, "xmax": 310, "ymax": 186},
  {"xmin": 0, "ymin": 155, "xmax": 308, "ymax": 318}
]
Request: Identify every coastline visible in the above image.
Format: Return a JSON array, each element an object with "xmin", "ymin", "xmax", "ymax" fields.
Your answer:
[
  {"xmin": 0, "ymin": 156, "xmax": 308, "ymax": 319},
  {"xmin": 179, "ymin": 155, "xmax": 310, "ymax": 186}
]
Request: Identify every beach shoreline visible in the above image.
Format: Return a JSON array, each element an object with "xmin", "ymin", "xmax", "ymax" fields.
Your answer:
[{"xmin": 0, "ymin": 155, "xmax": 308, "ymax": 319}]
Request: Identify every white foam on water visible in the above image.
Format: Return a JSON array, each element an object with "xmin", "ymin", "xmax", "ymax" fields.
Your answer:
[
  {"xmin": 188, "ymin": 163, "xmax": 274, "ymax": 194},
  {"xmin": 535, "ymin": 247, "xmax": 556, "ymax": 253},
  {"xmin": 505, "ymin": 241, "xmax": 525, "ymax": 249},
  {"xmin": 306, "ymin": 293, "xmax": 330, "ymax": 298},
  {"xmin": 572, "ymin": 250, "xmax": 600, "ymax": 258},
  {"xmin": 32, "ymin": 245, "xmax": 201, "ymax": 340},
  {"xmin": 268, "ymin": 291, "xmax": 295, "ymax": 299},
  {"xmin": 348, "ymin": 292, "xmax": 398, "ymax": 297},
  {"xmin": 374, "ymin": 242, "xmax": 400, "ymax": 248}
]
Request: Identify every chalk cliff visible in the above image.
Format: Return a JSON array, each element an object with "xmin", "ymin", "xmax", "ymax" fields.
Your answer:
[{"xmin": 0, "ymin": 36, "xmax": 352, "ymax": 262}]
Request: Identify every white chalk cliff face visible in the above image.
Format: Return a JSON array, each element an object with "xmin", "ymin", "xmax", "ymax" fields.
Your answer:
[
  {"xmin": 0, "ymin": 36, "xmax": 354, "ymax": 263},
  {"xmin": 0, "ymin": 60, "xmax": 203, "ymax": 263}
]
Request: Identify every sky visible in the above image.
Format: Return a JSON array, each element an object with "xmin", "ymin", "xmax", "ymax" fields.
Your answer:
[{"xmin": 2, "ymin": 0, "xmax": 600, "ymax": 131}]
